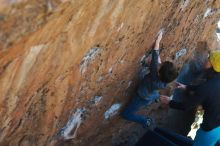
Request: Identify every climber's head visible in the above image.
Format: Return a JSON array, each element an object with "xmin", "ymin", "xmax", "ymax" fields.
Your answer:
[
  {"xmin": 194, "ymin": 41, "xmax": 210, "ymax": 69},
  {"xmin": 195, "ymin": 41, "xmax": 209, "ymax": 58},
  {"xmin": 159, "ymin": 61, "xmax": 178, "ymax": 83}
]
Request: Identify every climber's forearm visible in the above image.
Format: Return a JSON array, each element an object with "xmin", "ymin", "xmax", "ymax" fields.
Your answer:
[{"xmin": 154, "ymin": 42, "xmax": 160, "ymax": 50}]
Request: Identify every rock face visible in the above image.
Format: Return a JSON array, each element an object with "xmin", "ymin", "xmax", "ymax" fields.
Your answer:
[
  {"xmin": 0, "ymin": 0, "xmax": 64, "ymax": 50},
  {"xmin": 0, "ymin": 0, "xmax": 219, "ymax": 146}
]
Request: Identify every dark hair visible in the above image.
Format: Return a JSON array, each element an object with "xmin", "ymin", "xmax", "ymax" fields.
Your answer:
[{"xmin": 159, "ymin": 61, "xmax": 178, "ymax": 83}]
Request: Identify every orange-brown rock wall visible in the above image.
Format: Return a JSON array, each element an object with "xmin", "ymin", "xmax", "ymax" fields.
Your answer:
[{"xmin": 0, "ymin": 0, "xmax": 219, "ymax": 146}]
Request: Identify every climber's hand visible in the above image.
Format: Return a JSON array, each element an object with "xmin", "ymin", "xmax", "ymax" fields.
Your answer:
[
  {"xmin": 175, "ymin": 81, "xmax": 187, "ymax": 89},
  {"xmin": 160, "ymin": 95, "xmax": 170, "ymax": 105},
  {"xmin": 154, "ymin": 31, "xmax": 163, "ymax": 50},
  {"xmin": 156, "ymin": 31, "xmax": 163, "ymax": 44}
]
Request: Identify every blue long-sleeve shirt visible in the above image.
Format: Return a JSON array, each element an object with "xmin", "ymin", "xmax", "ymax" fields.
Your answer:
[{"xmin": 137, "ymin": 50, "xmax": 166, "ymax": 100}]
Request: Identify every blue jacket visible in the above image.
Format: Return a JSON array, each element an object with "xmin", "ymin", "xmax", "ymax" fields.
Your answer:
[{"xmin": 137, "ymin": 50, "xmax": 166, "ymax": 100}]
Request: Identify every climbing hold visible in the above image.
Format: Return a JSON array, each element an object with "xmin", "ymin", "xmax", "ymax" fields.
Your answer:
[
  {"xmin": 175, "ymin": 48, "xmax": 187, "ymax": 59},
  {"xmin": 104, "ymin": 103, "xmax": 121, "ymax": 120},
  {"xmin": 90, "ymin": 96, "xmax": 102, "ymax": 105}
]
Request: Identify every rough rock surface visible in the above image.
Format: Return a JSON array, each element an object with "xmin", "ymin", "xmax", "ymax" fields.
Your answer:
[
  {"xmin": 0, "ymin": 0, "xmax": 64, "ymax": 50},
  {"xmin": 0, "ymin": 0, "xmax": 219, "ymax": 146}
]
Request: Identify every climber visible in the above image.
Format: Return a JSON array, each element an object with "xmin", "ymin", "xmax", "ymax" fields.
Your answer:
[
  {"xmin": 160, "ymin": 50, "xmax": 220, "ymax": 146},
  {"xmin": 121, "ymin": 31, "xmax": 178, "ymax": 128}
]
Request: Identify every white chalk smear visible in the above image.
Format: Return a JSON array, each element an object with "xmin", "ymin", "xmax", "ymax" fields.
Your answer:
[
  {"xmin": 216, "ymin": 20, "xmax": 220, "ymax": 42},
  {"xmin": 104, "ymin": 103, "xmax": 121, "ymax": 119},
  {"xmin": 80, "ymin": 47, "xmax": 100, "ymax": 74},
  {"xmin": 180, "ymin": 0, "xmax": 190, "ymax": 11},
  {"xmin": 176, "ymin": 48, "xmax": 187, "ymax": 59},
  {"xmin": 60, "ymin": 108, "xmax": 85, "ymax": 140},
  {"xmin": 109, "ymin": 67, "xmax": 113, "ymax": 74},
  {"xmin": 204, "ymin": 8, "xmax": 213, "ymax": 18},
  {"xmin": 91, "ymin": 96, "xmax": 102, "ymax": 105}
]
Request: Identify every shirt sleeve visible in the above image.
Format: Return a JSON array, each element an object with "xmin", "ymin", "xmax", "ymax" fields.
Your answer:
[
  {"xmin": 150, "ymin": 50, "xmax": 159, "ymax": 81},
  {"xmin": 169, "ymin": 83, "xmax": 208, "ymax": 111}
]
